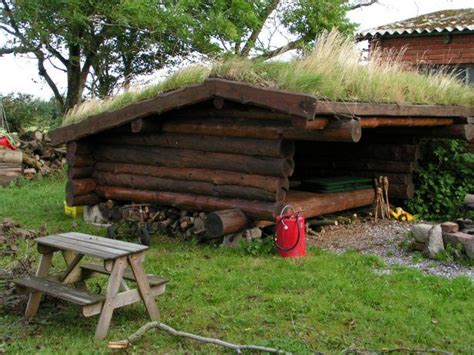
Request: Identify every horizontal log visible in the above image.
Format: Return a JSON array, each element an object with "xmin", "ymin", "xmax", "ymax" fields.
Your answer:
[
  {"xmin": 283, "ymin": 119, "xmax": 361, "ymax": 142},
  {"xmin": 360, "ymin": 117, "xmax": 454, "ymax": 128},
  {"xmin": 66, "ymin": 179, "xmax": 97, "ymax": 197},
  {"xmin": 94, "ymin": 171, "xmax": 285, "ymax": 202},
  {"xmin": 0, "ymin": 149, "xmax": 22, "ymax": 164},
  {"xmin": 291, "ymin": 117, "xmax": 328, "ymax": 129},
  {"xmin": 95, "ymin": 186, "xmax": 280, "ymax": 220},
  {"xmin": 95, "ymin": 162, "xmax": 288, "ymax": 192},
  {"xmin": 94, "ymin": 145, "xmax": 293, "ymax": 177},
  {"xmin": 162, "ymin": 117, "xmax": 289, "ymax": 139},
  {"xmin": 67, "ymin": 193, "xmax": 100, "ymax": 207},
  {"xmin": 163, "ymin": 117, "xmax": 361, "ymax": 142},
  {"xmin": 175, "ymin": 107, "xmax": 295, "ymax": 121},
  {"xmin": 67, "ymin": 154, "xmax": 95, "ymax": 168},
  {"xmin": 205, "ymin": 209, "xmax": 249, "ymax": 238},
  {"xmin": 285, "ymin": 189, "xmax": 375, "ymax": 219},
  {"xmin": 66, "ymin": 141, "xmax": 92, "ymax": 161},
  {"xmin": 101, "ymin": 133, "xmax": 294, "ymax": 158},
  {"xmin": 67, "ymin": 166, "xmax": 95, "ymax": 179}
]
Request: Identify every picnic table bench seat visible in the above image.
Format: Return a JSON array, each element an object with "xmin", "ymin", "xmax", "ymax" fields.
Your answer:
[
  {"xmin": 15, "ymin": 275, "xmax": 105, "ymax": 306},
  {"xmin": 14, "ymin": 232, "xmax": 167, "ymax": 338}
]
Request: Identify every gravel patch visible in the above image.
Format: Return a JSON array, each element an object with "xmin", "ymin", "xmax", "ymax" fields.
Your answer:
[{"xmin": 307, "ymin": 220, "xmax": 474, "ymax": 279}]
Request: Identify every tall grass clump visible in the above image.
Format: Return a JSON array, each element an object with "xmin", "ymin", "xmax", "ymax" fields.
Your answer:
[{"xmin": 64, "ymin": 30, "xmax": 474, "ymax": 125}]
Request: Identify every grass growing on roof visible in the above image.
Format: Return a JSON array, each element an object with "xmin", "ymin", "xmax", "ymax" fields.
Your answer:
[
  {"xmin": 1, "ymin": 175, "xmax": 474, "ymax": 353},
  {"xmin": 63, "ymin": 31, "xmax": 474, "ymax": 125}
]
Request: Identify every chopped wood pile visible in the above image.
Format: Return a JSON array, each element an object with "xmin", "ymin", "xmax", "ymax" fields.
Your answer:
[
  {"xmin": 99, "ymin": 203, "xmax": 209, "ymax": 239},
  {"xmin": 20, "ymin": 131, "xmax": 67, "ymax": 177},
  {"xmin": 0, "ymin": 131, "xmax": 66, "ymax": 186}
]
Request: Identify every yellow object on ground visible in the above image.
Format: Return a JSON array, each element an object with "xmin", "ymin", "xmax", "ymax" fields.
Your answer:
[
  {"xmin": 390, "ymin": 207, "xmax": 415, "ymax": 222},
  {"xmin": 64, "ymin": 201, "xmax": 84, "ymax": 218}
]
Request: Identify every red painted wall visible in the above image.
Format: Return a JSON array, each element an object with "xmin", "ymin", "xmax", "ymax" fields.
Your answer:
[{"xmin": 371, "ymin": 33, "xmax": 474, "ymax": 65}]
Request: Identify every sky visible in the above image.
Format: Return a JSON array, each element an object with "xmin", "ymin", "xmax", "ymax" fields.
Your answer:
[{"xmin": 0, "ymin": 0, "xmax": 473, "ymax": 99}]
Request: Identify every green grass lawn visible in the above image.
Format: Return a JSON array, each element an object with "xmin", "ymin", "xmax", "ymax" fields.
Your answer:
[{"xmin": 1, "ymin": 176, "xmax": 473, "ymax": 354}]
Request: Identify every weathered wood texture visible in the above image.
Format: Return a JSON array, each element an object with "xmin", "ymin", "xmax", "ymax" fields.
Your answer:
[
  {"xmin": 205, "ymin": 209, "xmax": 249, "ymax": 238},
  {"xmin": 95, "ymin": 186, "xmax": 280, "ymax": 220},
  {"xmin": 93, "ymin": 171, "xmax": 285, "ymax": 202},
  {"xmin": 94, "ymin": 145, "xmax": 293, "ymax": 177},
  {"xmin": 162, "ymin": 117, "xmax": 361, "ymax": 142},
  {"xmin": 285, "ymin": 189, "xmax": 376, "ymax": 218},
  {"xmin": 101, "ymin": 133, "xmax": 295, "ymax": 158},
  {"xmin": 95, "ymin": 162, "xmax": 289, "ymax": 192}
]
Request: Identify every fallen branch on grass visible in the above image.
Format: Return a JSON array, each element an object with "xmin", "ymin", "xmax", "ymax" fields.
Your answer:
[{"xmin": 109, "ymin": 321, "xmax": 288, "ymax": 353}]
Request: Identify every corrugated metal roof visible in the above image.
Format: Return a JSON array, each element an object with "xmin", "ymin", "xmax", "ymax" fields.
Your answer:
[{"xmin": 360, "ymin": 8, "xmax": 474, "ymax": 39}]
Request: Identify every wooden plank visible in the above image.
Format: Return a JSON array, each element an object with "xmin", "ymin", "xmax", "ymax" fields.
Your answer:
[
  {"xmin": 314, "ymin": 100, "xmax": 474, "ymax": 117},
  {"xmin": 128, "ymin": 253, "xmax": 160, "ymax": 321},
  {"xmin": 51, "ymin": 82, "xmax": 213, "ymax": 145},
  {"xmin": 95, "ymin": 256, "xmax": 127, "ymax": 339},
  {"xmin": 80, "ymin": 263, "xmax": 167, "ymax": 287},
  {"xmin": 24, "ymin": 252, "xmax": 53, "ymax": 318},
  {"xmin": 35, "ymin": 235, "xmax": 127, "ymax": 260},
  {"xmin": 210, "ymin": 79, "xmax": 319, "ymax": 120},
  {"xmin": 16, "ymin": 275, "xmax": 104, "ymax": 306},
  {"xmin": 58, "ymin": 232, "xmax": 147, "ymax": 253},
  {"xmin": 60, "ymin": 253, "xmax": 84, "ymax": 284},
  {"xmin": 82, "ymin": 284, "xmax": 166, "ymax": 317}
]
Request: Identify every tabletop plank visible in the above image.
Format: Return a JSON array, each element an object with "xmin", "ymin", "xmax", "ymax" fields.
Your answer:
[
  {"xmin": 35, "ymin": 233, "xmax": 148, "ymax": 260},
  {"xmin": 36, "ymin": 235, "xmax": 122, "ymax": 259},
  {"xmin": 59, "ymin": 233, "xmax": 147, "ymax": 253}
]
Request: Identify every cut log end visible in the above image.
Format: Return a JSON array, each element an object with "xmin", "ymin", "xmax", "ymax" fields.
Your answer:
[{"xmin": 205, "ymin": 209, "xmax": 249, "ymax": 238}]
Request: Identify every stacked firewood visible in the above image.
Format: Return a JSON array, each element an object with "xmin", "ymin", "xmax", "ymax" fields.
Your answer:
[
  {"xmin": 20, "ymin": 131, "xmax": 67, "ymax": 178},
  {"xmin": 99, "ymin": 202, "xmax": 209, "ymax": 239}
]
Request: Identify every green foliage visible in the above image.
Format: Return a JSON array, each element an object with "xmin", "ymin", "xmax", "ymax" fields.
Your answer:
[
  {"xmin": 1, "ymin": 176, "xmax": 474, "ymax": 353},
  {"xmin": 237, "ymin": 235, "xmax": 276, "ymax": 256},
  {"xmin": 1, "ymin": 93, "xmax": 61, "ymax": 131},
  {"xmin": 1, "ymin": 0, "xmax": 355, "ymax": 110},
  {"xmin": 408, "ymin": 139, "xmax": 474, "ymax": 220}
]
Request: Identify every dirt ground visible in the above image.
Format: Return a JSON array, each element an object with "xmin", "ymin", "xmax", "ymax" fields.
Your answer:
[{"xmin": 307, "ymin": 219, "xmax": 474, "ymax": 279}]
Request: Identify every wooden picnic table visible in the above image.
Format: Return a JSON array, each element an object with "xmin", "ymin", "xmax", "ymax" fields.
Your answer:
[{"xmin": 14, "ymin": 232, "xmax": 167, "ymax": 338}]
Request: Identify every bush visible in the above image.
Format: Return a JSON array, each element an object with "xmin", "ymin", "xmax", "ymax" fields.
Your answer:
[
  {"xmin": 408, "ymin": 139, "xmax": 474, "ymax": 220},
  {"xmin": 1, "ymin": 93, "xmax": 61, "ymax": 132}
]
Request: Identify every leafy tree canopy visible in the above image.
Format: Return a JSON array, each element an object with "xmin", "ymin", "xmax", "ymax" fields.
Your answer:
[{"xmin": 0, "ymin": 0, "xmax": 373, "ymax": 111}]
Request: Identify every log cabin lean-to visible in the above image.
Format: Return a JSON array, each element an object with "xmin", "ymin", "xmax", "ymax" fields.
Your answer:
[{"xmin": 51, "ymin": 79, "xmax": 474, "ymax": 223}]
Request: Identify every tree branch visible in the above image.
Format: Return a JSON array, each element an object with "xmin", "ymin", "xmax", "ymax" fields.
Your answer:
[
  {"xmin": 35, "ymin": 49, "xmax": 65, "ymax": 109},
  {"xmin": 0, "ymin": 46, "xmax": 31, "ymax": 55},
  {"xmin": 348, "ymin": 0, "xmax": 379, "ymax": 10},
  {"xmin": 110, "ymin": 321, "xmax": 288, "ymax": 353},
  {"xmin": 255, "ymin": 38, "xmax": 304, "ymax": 60},
  {"xmin": 240, "ymin": 0, "xmax": 280, "ymax": 57},
  {"xmin": 43, "ymin": 43, "xmax": 68, "ymax": 66}
]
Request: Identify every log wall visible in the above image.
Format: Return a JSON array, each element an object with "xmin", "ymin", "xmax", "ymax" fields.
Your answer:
[{"xmin": 66, "ymin": 114, "xmax": 297, "ymax": 220}]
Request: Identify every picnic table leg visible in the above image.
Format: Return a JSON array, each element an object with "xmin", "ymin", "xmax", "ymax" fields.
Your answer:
[
  {"xmin": 95, "ymin": 256, "xmax": 127, "ymax": 339},
  {"xmin": 25, "ymin": 252, "xmax": 53, "ymax": 319},
  {"xmin": 128, "ymin": 252, "xmax": 160, "ymax": 321}
]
